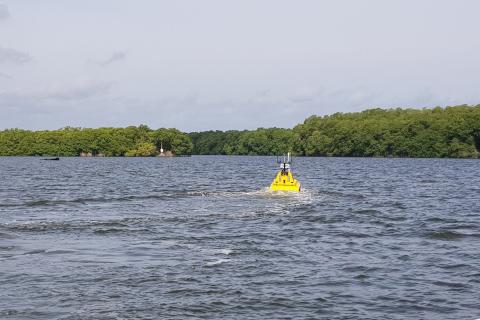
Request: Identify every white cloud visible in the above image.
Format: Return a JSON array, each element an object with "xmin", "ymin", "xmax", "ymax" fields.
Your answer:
[
  {"xmin": 0, "ymin": 4, "xmax": 9, "ymax": 20},
  {"xmin": 0, "ymin": 71, "xmax": 12, "ymax": 79},
  {"xmin": 0, "ymin": 80, "xmax": 116, "ymax": 129},
  {"xmin": 45, "ymin": 81, "xmax": 113, "ymax": 100},
  {"xmin": 0, "ymin": 46, "xmax": 33, "ymax": 64},
  {"xmin": 91, "ymin": 51, "xmax": 127, "ymax": 67},
  {"xmin": 0, "ymin": 80, "xmax": 114, "ymax": 106}
]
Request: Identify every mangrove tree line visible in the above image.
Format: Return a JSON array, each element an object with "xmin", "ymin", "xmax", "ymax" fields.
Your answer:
[
  {"xmin": 0, "ymin": 126, "xmax": 193, "ymax": 156},
  {"xmin": 1, "ymin": 105, "xmax": 480, "ymax": 157},
  {"xmin": 190, "ymin": 105, "xmax": 480, "ymax": 158}
]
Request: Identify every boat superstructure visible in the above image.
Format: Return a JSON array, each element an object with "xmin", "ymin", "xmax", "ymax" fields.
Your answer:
[{"xmin": 269, "ymin": 153, "xmax": 301, "ymax": 192}]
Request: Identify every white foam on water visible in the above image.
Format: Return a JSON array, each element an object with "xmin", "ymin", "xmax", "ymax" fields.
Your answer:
[
  {"xmin": 179, "ymin": 186, "xmax": 319, "ymax": 219},
  {"xmin": 218, "ymin": 248, "xmax": 233, "ymax": 255},
  {"xmin": 182, "ymin": 187, "xmax": 317, "ymax": 204},
  {"xmin": 158, "ymin": 240, "xmax": 180, "ymax": 248},
  {"xmin": 210, "ymin": 186, "xmax": 318, "ymax": 218},
  {"xmin": 205, "ymin": 258, "xmax": 230, "ymax": 267}
]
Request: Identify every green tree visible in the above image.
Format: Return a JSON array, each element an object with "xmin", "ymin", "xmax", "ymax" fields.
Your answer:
[{"xmin": 125, "ymin": 142, "xmax": 157, "ymax": 157}]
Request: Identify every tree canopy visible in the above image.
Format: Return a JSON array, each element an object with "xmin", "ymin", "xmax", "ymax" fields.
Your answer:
[
  {"xmin": 0, "ymin": 126, "xmax": 193, "ymax": 156},
  {"xmin": 2, "ymin": 105, "xmax": 480, "ymax": 158},
  {"xmin": 190, "ymin": 105, "xmax": 480, "ymax": 158}
]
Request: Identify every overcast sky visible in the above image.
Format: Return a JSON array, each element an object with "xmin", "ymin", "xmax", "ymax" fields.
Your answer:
[{"xmin": 1, "ymin": 0, "xmax": 479, "ymax": 131}]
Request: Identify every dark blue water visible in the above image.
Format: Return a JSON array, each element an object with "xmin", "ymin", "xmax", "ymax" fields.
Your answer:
[{"xmin": 1, "ymin": 156, "xmax": 480, "ymax": 319}]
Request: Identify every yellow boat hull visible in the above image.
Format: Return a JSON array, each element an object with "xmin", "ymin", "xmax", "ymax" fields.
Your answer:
[{"xmin": 269, "ymin": 171, "xmax": 301, "ymax": 192}]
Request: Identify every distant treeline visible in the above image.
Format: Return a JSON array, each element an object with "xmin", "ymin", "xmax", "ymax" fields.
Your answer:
[
  {"xmin": 0, "ymin": 126, "xmax": 193, "ymax": 156},
  {"xmin": 190, "ymin": 105, "xmax": 480, "ymax": 158},
  {"xmin": 1, "ymin": 105, "xmax": 480, "ymax": 158},
  {"xmin": 189, "ymin": 128, "xmax": 295, "ymax": 156}
]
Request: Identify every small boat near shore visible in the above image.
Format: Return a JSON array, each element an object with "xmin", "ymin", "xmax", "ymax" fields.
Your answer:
[{"xmin": 42, "ymin": 157, "xmax": 60, "ymax": 161}]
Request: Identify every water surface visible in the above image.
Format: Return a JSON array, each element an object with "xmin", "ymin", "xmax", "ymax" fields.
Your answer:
[{"xmin": 1, "ymin": 156, "xmax": 479, "ymax": 319}]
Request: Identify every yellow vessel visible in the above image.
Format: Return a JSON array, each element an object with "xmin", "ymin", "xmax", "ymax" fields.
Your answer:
[{"xmin": 269, "ymin": 153, "xmax": 301, "ymax": 192}]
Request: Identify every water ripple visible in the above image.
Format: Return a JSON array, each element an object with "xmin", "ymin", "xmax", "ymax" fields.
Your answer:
[{"xmin": 1, "ymin": 156, "xmax": 479, "ymax": 320}]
